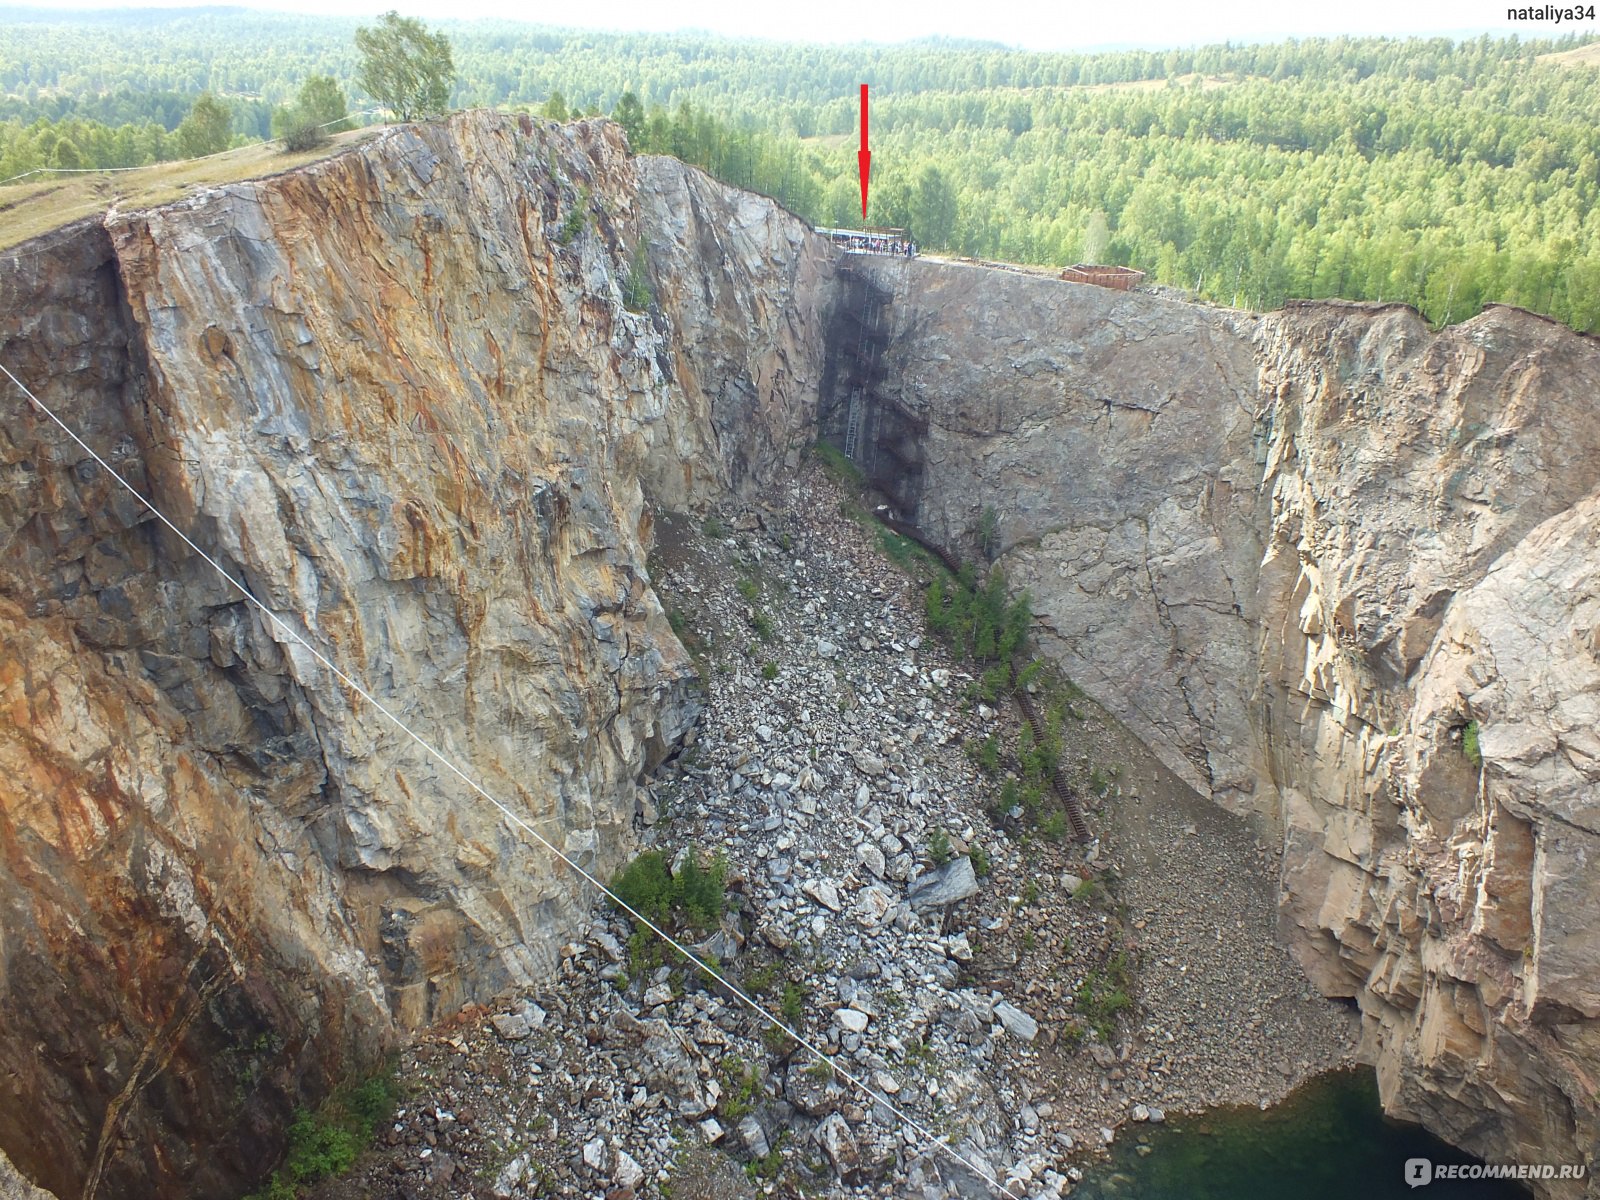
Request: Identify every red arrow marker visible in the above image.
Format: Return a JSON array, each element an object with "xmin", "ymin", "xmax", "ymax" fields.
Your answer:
[{"xmin": 858, "ymin": 83, "xmax": 871, "ymax": 219}]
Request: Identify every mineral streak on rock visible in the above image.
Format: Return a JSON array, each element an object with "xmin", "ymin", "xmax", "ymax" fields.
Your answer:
[
  {"xmin": 0, "ymin": 113, "xmax": 830, "ymax": 1198},
  {"xmin": 850, "ymin": 257, "xmax": 1600, "ymax": 1195}
]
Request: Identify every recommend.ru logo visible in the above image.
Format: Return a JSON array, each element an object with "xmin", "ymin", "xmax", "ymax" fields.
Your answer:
[{"xmin": 1404, "ymin": 1156, "xmax": 1589, "ymax": 1185}]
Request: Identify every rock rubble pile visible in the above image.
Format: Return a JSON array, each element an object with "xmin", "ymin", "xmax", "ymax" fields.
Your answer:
[{"xmin": 315, "ymin": 461, "xmax": 1355, "ymax": 1200}]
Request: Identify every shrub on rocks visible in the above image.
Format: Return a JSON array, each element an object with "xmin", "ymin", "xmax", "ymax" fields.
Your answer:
[
  {"xmin": 280, "ymin": 121, "xmax": 330, "ymax": 153},
  {"xmin": 610, "ymin": 848, "xmax": 729, "ymax": 931}
]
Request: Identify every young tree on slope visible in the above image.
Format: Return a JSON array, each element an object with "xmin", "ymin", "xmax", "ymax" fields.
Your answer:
[
  {"xmin": 613, "ymin": 91, "xmax": 645, "ymax": 145},
  {"xmin": 272, "ymin": 75, "xmax": 351, "ymax": 151},
  {"xmin": 355, "ymin": 11, "xmax": 454, "ymax": 123},
  {"xmin": 176, "ymin": 92, "xmax": 234, "ymax": 158},
  {"xmin": 294, "ymin": 76, "xmax": 352, "ymax": 131}
]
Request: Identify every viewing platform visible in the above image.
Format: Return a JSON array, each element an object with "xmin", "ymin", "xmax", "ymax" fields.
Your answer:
[{"xmin": 816, "ymin": 225, "xmax": 916, "ymax": 257}]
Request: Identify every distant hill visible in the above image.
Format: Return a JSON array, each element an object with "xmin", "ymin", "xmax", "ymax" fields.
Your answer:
[
  {"xmin": 891, "ymin": 35, "xmax": 1015, "ymax": 52},
  {"xmin": 0, "ymin": 5, "xmax": 252, "ymax": 23},
  {"xmin": 1539, "ymin": 40, "xmax": 1600, "ymax": 67}
]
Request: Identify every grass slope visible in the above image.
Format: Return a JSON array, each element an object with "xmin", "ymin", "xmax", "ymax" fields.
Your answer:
[{"xmin": 0, "ymin": 125, "xmax": 384, "ymax": 252}]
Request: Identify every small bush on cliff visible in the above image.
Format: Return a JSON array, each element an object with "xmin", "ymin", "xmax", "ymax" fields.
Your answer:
[
  {"xmin": 611, "ymin": 848, "xmax": 729, "ymax": 932},
  {"xmin": 1075, "ymin": 950, "xmax": 1134, "ymax": 1041},
  {"xmin": 245, "ymin": 1066, "xmax": 397, "ymax": 1199},
  {"xmin": 557, "ymin": 187, "xmax": 590, "ymax": 245},
  {"xmin": 968, "ymin": 842, "xmax": 991, "ymax": 877},
  {"xmin": 283, "ymin": 1110, "xmax": 359, "ymax": 1185},
  {"xmin": 676, "ymin": 853, "xmax": 729, "ymax": 927},
  {"xmin": 975, "ymin": 507, "xmax": 1001, "ymax": 562},
  {"xmin": 926, "ymin": 577, "xmax": 947, "ymax": 628},
  {"xmin": 541, "ymin": 90, "xmax": 570, "ymax": 121},
  {"xmin": 1018, "ymin": 720, "xmax": 1060, "ymax": 788},
  {"xmin": 925, "ymin": 566, "xmax": 1031, "ymax": 676},
  {"xmin": 279, "ymin": 122, "xmax": 329, "ymax": 153},
  {"xmin": 612, "ymin": 849, "xmax": 674, "ymax": 924},
  {"xmin": 717, "ymin": 1055, "xmax": 763, "ymax": 1121},
  {"xmin": 273, "ymin": 75, "xmax": 349, "ymax": 152},
  {"xmin": 624, "ymin": 239, "xmax": 654, "ymax": 311},
  {"xmin": 1462, "ymin": 720, "xmax": 1483, "ymax": 768},
  {"xmin": 965, "ymin": 734, "xmax": 1001, "ymax": 775}
]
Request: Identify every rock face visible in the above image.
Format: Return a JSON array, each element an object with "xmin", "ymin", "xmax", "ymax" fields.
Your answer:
[
  {"xmin": 844, "ymin": 258, "xmax": 1600, "ymax": 1194},
  {"xmin": 0, "ymin": 113, "xmax": 830, "ymax": 1198},
  {"xmin": 1257, "ymin": 304, "xmax": 1600, "ymax": 1188},
  {"xmin": 3, "ymin": 109, "xmax": 1597, "ymax": 1200},
  {"xmin": 842, "ymin": 260, "xmax": 1265, "ymax": 805}
]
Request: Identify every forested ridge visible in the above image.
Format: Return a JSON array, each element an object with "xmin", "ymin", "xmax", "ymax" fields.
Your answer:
[{"xmin": 3, "ymin": 7, "xmax": 1599, "ymax": 329}]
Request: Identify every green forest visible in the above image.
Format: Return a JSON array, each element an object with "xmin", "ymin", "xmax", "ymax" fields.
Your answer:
[{"xmin": 3, "ymin": 8, "xmax": 1600, "ymax": 330}]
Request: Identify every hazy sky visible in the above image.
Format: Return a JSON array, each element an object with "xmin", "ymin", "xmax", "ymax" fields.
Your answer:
[{"xmin": 19, "ymin": 0, "xmax": 1600, "ymax": 49}]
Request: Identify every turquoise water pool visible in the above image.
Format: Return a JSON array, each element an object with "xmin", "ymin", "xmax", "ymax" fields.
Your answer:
[{"xmin": 1073, "ymin": 1069, "xmax": 1531, "ymax": 1200}]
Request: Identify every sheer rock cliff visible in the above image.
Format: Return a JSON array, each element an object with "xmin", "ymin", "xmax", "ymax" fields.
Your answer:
[
  {"xmin": 0, "ymin": 112, "xmax": 829, "ymax": 1198},
  {"xmin": 850, "ymin": 257, "xmax": 1600, "ymax": 1194},
  {"xmin": 2, "ymin": 109, "xmax": 1597, "ymax": 1200}
]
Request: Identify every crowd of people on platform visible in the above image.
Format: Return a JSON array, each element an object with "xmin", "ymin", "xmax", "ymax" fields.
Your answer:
[{"xmin": 817, "ymin": 228, "xmax": 918, "ymax": 257}]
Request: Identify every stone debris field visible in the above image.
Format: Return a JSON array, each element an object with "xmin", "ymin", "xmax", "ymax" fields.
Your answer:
[{"xmin": 312, "ymin": 461, "xmax": 1356, "ymax": 1200}]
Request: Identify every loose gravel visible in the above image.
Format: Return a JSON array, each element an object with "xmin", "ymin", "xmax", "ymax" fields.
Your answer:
[{"xmin": 309, "ymin": 460, "xmax": 1357, "ymax": 1200}]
